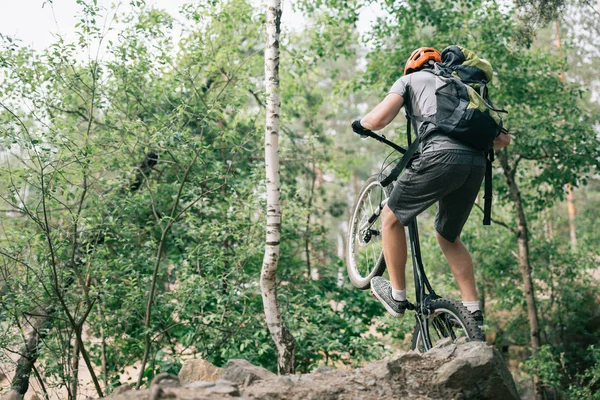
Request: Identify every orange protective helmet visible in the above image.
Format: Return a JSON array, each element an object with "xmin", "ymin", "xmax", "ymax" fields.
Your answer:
[{"xmin": 404, "ymin": 47, "xmax": 442, "ymax": 75}]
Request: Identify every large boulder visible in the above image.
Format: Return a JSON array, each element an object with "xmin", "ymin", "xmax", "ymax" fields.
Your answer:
[
  {"xmin": 245, "ymin": 339, "xmax": 519, "ymax": 400},
  {"xmin": 221, "ymin": 359, "xmax": 277, "ymax": 386},
  {"xmin": 101, "ymin": 340, "xmax": 518, "ymax": 399},
  {"xmin": 178, "ymin": 359, "xmax": 224, "ymax": 384},
  {"xmin": 432, "ymin": 340, "xmax": 519, "ymax": 399}
]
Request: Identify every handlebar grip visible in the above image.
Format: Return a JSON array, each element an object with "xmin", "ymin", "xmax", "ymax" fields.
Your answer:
[{"xmin": 351, "ymin": 119, "xmax": 372, "ymax": 137}]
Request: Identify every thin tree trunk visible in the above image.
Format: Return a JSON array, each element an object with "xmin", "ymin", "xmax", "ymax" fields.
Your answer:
[
  {"xmin": 261, "ymin": 0, "xmax": 296, "ymax": 375},
  {"xmin": 70, "ymin": 329, "xmax": 80, "ymax": 400},
  {"xmin": 304, "ymin": 167, "xmax": 315, "ymax": 278},
  {"xmin": 499, "ymin": 152, "xmax": 543, "ymax": 400},
  {"xmin": 555, "ymin": 20, "xmax": 577, "ymax": 251},
  {"xmin": 97, "ymin": 302, "xmax": 109, "ymax": 390},
  {"xmin": 566, "ymin": 184, "xmax": 577, "ymax": 251},
  {"xmin": 11, "ymin": 311, "xmax": 53, "ymax": 396}
]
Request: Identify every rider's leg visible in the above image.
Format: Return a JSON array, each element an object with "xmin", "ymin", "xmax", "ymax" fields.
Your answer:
[
  {"xmin": 435, "ymin": 231, "xmax": 477, "ymax": 302},
  {"xmin": 382, "ymin": 205, "xmax": 407, "ymax": 293}
]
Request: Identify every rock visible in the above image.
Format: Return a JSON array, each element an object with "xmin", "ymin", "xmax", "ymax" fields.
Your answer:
[
  {"xmin": 111, "ymin": 384, "xmax": 132, "ymax": 395},
  {"xmin": 179, "ymin": 359, "xmax": 224, "ymax": 384},
  {"xmin": 184, "ymin": 381, "xmax": 216, "ymax": 389},
  {"xmin": 221, "ymin": 359, "xmax": 276, "ymax": 386},
  {"xmin": 99, "ymin": 341, "xmax": 518, "ymax": 400},
  {"xmin": 152, "ymin": 372, "xmax": 181, "ymax": 388},
  {"xmin": 312, "ymin": 366, "xmax": 333, "ymax": 374},
  {"xmin": 433, "ymin": 341, "xmax": 520, "ymax": 400},
  {"xmin": 425, "ymin": 341, "xmax": 458, "ymax": 362},
  {"xmin": 204, "ymin": 381, "xmax": 240, "ymax": 396},
  {"xmin": 363, "ymin": 360, "xmax": 389, "ymax": 380},
  {"xmin": 0, "ymin": 391, "xmax": 22, "ymax": 400}
]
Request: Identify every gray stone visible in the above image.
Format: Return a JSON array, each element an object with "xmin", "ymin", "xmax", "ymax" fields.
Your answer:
[
  {"xmin": 111, "ymin": 384, "xmax": 132, "ymax": 395},
  {"xmin": 277, "ymin": 376, "xmax": 294, "ymax": 386},
  {"xmin": 184, "ymin": 381, "xmax": 216, "ymax": 389},
  {"xmin": 215, "ymin": 379, "xmax": 238, "ymax": 387},
  {"xmin": 222, "ymin": 359, "xmax": 277, "ymax": 386},
  {"xmin": 178, "ymin": 358, "xmax": 224, "ymax": 384},
  {"xmin": 363, "ymin": 360, "xmax": 389, "ymax": 379},
  {"xmin": 0, "ymin": 391, "xmax": 22, "ymax": 400},
  {"xmin": 205, "ymin": 383, "xmax": 240, "ymax": 396},
  {"xmin": 426, "ymin": 341, "xmax": 458, "ymax": 361},
  {"xmin": 312, "ymin": 366, "xmax": 333, "ymax": 374},
  {"xmin": 151, "ymin": 372, "xmax": 180, "ymax": 388},
  {"xmin": 434, "ymin": 341, "xmax": 520, "ymax": 400},
  {"xmin": 393, "ymin": 350, "xmax": 423, "ymax": 363}
]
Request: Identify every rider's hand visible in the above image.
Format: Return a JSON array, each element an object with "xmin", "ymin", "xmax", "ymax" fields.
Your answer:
[
  {"xmin": 493, "ymin": 127, "xmax": 511, "ymax": 150},
  {"xmin": 352, "ymin": 119, "xmax": 370, "ymax": 137}
]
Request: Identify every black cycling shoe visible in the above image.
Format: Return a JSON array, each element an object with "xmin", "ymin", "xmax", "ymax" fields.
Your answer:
[{"xmin": 370, "ymin": 276, "xmax": 413, "ymax": 318}]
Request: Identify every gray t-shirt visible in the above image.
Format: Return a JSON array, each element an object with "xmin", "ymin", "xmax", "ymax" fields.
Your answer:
[{"xmin": 389, "ymin": 70, "xmax": 485, "ymax": 161}]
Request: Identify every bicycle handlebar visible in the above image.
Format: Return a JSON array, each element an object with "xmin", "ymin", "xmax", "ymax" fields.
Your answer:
[{"xmin": 352, "ymin": 125, "xmax": 408, "ymax": 154}]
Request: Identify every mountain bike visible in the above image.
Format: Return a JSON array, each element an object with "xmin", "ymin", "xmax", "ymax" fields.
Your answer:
[{"xmin": 346, "ymin": 126, "xmax": 484, "ymax": 351}]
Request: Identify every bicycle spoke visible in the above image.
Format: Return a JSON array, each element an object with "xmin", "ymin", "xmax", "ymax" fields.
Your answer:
[
  {"xmin": 366, "ymin": 189, "xmax": 380, "ymax": 269},
  {"xmin": 365, "ymin": 192, "xmax": 377, "ymax": 273},
  {"xmin": 432, "ymin": 319, "xmax": 445, "ymax": 340}
]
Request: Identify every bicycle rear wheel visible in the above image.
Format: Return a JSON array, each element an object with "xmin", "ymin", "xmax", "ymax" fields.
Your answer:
[
  {"xmin": 411, "ymin": 298, "xmax": 484, "ymax": 351},
  {"xmin": 346, "ymin": 176, "xmax": 390, "ymax": 290}
]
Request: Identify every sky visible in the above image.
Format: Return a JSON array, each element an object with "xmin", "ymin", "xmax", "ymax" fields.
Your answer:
[
  {"xmin": 1, "ymin": 0, "xmax": 191, "ymax": 50},
  {"xmin": 0, "ymin": 0, "xmax": 380, "ymax": 52}
]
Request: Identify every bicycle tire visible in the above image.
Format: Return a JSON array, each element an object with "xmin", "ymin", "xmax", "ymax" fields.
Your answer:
[
  {"xmin": 346, "ymin": 175, "xmax": 391, "ymax": 290},
  {"xmin": 411, "ymin": 298, "xmax": 484, "ymax": 351}
]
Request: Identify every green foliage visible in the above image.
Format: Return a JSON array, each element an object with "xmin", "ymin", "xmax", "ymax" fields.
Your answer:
[
  {"xmin": 567, "ymin": 345, "xmax": 600, "ymax": 399},
  {"xmin": 0, "ymin": 0, "xmax": 599, "ymax": 398}
]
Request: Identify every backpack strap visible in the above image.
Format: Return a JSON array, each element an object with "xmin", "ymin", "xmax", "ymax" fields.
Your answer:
[
  {"xmin": 483, "ymin": 149, "xmax": 494, "ymax": 225},
  {"xmin": 379, "ymin": 119, "xmax": 420, "ymax": 188}
]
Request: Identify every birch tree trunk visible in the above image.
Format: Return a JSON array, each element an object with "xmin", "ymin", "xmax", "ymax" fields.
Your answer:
[
  {"xmin": 498, "ymin": 152, "xmax": 543, "ymax": 400},
  {"xmin": 261, "ymin": 0, "xmax": 296, "ymax": 374}
]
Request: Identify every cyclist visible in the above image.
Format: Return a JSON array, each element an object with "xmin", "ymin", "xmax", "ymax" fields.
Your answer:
[{"xmin": 352, "ymin": 47, "xmax": 511, "ymax": 327}]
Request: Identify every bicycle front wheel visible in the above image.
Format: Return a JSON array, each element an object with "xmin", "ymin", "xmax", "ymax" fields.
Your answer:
[
  {"xmin": 346, "ymin": 176, "xmax": 390, "ymax": 290},
  {"xmin": 411, "ymin": 298, "xmax": 484, "ymax": 352}
]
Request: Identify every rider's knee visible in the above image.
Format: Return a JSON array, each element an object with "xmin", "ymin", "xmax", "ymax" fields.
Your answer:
[
  {"xmin": 382, "ymin": 206, "xmax": 401, "ymax": 229},
  {"xmin": 436, "ymin": 230, "xmax": 461, "ymax": 247}
]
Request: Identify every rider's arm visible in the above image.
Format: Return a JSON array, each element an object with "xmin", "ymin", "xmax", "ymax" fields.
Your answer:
[
  {"xmin": 359, "ymin": 93, "xmax": 405, "ymax": 131},
  {"xmin": 493, "ymin": 130, "xmax": 511, "ymax": 150}
]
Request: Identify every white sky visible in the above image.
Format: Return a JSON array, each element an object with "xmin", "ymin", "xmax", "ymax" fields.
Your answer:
[{"xmin": 0, "ymin": 0, "xmax": 380, "ymax": 51}]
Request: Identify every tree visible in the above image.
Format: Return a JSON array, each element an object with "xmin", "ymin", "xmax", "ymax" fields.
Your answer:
[{"xmin": 261, "ymin": 0, "xmax": 297, "ymax": 374}]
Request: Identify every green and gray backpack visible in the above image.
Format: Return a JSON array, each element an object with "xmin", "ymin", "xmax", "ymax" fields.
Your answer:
[{"xmin": 420, "ymin": 45, "xmax": 506, "ymax": 151}]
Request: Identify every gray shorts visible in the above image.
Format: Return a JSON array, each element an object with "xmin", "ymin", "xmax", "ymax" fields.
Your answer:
[{"xmin": 387, "ymin": 150, "xmax": 486, "ymax": 242}]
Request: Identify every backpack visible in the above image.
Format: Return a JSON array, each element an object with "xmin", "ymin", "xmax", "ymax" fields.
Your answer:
[{"xmin": 418, "ymin": 45, "xmax": 506, "ymax": 151}]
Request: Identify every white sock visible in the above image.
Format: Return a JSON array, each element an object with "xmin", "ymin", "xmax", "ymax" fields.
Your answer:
[
  {"xmin": 462, "ymin": 301, "xmax": 480, "ymax": 313},
  {"xmin": 391, "ymin": 287, "xmax": 406, "ymax": 302}
]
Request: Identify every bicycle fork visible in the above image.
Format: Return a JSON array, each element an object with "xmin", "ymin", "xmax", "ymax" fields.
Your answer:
[{"xmin": 358, "ymin": 198, "xmax": 388, "ymax": 244}]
